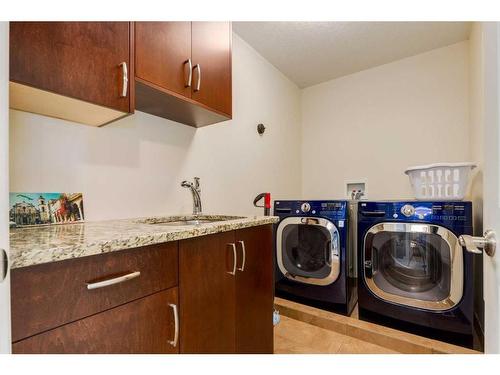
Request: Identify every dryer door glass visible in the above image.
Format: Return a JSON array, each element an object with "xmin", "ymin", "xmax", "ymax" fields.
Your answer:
[
  {"xmin": 363, "ymin": 223, "xmax": 463, "ymax": 311},
  {"xmin": 282, "ymin": 223, "xmax": 334, "ymax": 279}
]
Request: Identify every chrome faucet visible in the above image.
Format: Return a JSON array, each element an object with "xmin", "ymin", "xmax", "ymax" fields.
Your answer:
[{"xmin": 181, "ymin": 177, "xmax": 202, "ymax": 215}]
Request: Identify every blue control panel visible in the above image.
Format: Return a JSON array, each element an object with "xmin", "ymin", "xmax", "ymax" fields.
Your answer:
[
  {"xmin": 274, "ymin": 200, "xmax": 347, "ymax": 220},
  {"xmin": 358, "ymin": 201, "xmax": 472, "ymax": 228}
]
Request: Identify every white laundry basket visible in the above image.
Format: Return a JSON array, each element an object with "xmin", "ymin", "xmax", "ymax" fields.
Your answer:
[{"xmin": 405, "ymin": 162, "xmax": 476, "ymax": 201}]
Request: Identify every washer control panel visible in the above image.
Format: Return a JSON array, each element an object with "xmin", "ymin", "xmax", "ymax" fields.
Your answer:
[
  {"xmin": 401, "ymin": 204, "xmax": 415, "ymax": 217},
  {"xmin": 301, "ymin": 202, "xmax": 311, "ymax": 213}
]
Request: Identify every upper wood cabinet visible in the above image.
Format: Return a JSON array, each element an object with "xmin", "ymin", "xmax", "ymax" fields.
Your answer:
[
  {"xmin": 191, "ymin": 22, "xmax": 232, "ymax": 116},
  {"xmin": 135, "ymin": 22, "xmax": 192, "ymax": 98},
  {"xmin": 135, "ymin": 21, "xmax": 232, "ymax": 127},
  {"xmin": 9, "ymin": 21, "xmax": 232, "ymax": 128},
  {"xmin": 9, "ymin": 22, "xmax": 133, "ymax": 126}
]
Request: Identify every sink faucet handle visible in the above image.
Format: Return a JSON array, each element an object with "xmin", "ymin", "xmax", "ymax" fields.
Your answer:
[{"xmin": 194, "ymin": 177, "xmax": 200, "ymax": 190}]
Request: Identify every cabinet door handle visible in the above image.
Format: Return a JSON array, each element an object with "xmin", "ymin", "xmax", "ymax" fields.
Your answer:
[
  {"xmin": 237, "ymin": 241, "xmax": 246, "ymax": 272},
  {"xmin": 86, "ymin": 271, "xmax": 140, "ymax": 290},
  {"xmin": 168, "ymin": 303, "xmax": 179, "ymax": 347},
  {"xmin": 227, "ymin": 243, "xmax": 237, "ymax": 275},
  {"xmin": 193, "ymin": 64, "xmax": 201, "ymax": 92},
  {"xmin": 184, "ymin": 59, "xmax": 192, "ymax": 87},
  {"xmin": 0, "ymin": 248, "xmax": 8, "ymax": 283},
  {"xmin": 119, "ymin": 62, "xmax": 128, "ymax": 98}
]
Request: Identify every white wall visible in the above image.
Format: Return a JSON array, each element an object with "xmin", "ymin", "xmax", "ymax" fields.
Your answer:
[
  {"xmin": 468, "ymin": 23, "xmax": 485, "ymax": 342},
  {"xmin": 9, "ymin": 34, "xmax": 302, "ymax": 221},
  {"xmin": 469, "ymin": 24, "xmax": 485, "ymax": 236},
  {"xmin": 481, "ymin": 21, "xmax": 500, "ymax": 354},
  {"xmin": 301, "ymin": 41, "xmax": 471, "ymax": 200}
]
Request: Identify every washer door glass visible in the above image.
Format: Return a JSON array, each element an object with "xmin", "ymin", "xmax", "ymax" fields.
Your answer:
[
  {"xmin": 370, "ymin": 231, "xmax": 450, "ymax": 301},
  {"xmin": 277, "ymin": 217, "xmax": 341, "ymax": 286},
  {"xmin": 364, "ymin": 223, "xmax": 463, "ymax": 311},
  {"xmin": 282, "ymin": 223, "xmax": 334, "ymax": 278}
]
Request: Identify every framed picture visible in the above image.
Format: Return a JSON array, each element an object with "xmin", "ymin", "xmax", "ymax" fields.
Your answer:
[{"xmin": 9, "ymin": 193, "xmax": 84, "ymax": 227}]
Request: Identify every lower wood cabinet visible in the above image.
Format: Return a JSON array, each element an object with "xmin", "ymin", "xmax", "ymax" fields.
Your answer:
[
  {"xmin": 13, "ymin": 288, "xmax": 179, "ymax": 354},
  {"xmin": 179, "ymin": 225, "xmax": 274, "ymax": 354},
  {"xmin": 179, "ymin": 230, "xmax": 236, "ymax": 353},
  {"xmin": 10, "ymin": 224, "xmax": 274, "ymax": 354},
  {"xmin": 235, "ymin": 225, "xmax": 274, "ymax": 353},
  {"xmin": 10, "ymin": 242, "xmax": 178, "ymax": 342}
]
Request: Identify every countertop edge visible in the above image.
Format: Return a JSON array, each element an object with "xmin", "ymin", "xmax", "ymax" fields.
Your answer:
[{"xmin": 10, "ymin": 216, "xmax": 278, "ymax": 270}]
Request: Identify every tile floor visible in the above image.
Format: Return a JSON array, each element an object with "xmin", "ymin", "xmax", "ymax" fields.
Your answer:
[
  {"xmin": 274, "ymin": 315, "xmax": 399, "ymax": 354},
  {"xmin": 274, "ymin": 298, "xmax": 481, "ymax": 354}
]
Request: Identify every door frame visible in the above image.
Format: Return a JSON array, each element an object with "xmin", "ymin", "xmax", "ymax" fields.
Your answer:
[
  {"xmin": 0, "ymin": 21, "xmax": 11, "ymax": 354},
  {"xmin": 482, "ymin": 21, "xmax": 500, "ymax": 354}
]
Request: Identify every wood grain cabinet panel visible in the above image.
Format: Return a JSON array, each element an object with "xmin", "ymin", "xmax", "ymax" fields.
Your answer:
[
  {"xmin": 9, "ymin": 22, "xmax": 132, "ymax": 113},
  {"xmin": 135, "ymin": 22, "xmax": 192, "ymax": 98},
  {"xmin": 10, "ymin": 225, "xmax": 273, "ymax": 354},
  {"xmin": 13, "ymin": 288, "xmax": 179, "ymax": 354},
  {"xmin": 178, "ymin": 226, "xmax": 273, "ymax": 354},
  {"xmin": 191, "ymin": 22, "xmax": 232, "ymax": 116},
  {"xmin": 11, "ymin": 242, "xmax": 178, "ymax": 342},
  {"xmin": 179, "ymin": 231, "xmax": 236, "ymax": 353},
  {"xmin": 135, "ymin": 21, "xmax": 232, "ymax": 126},
  {"xmin": 235, "ymin": 225, "xmax": 274, "ymax": 353}
]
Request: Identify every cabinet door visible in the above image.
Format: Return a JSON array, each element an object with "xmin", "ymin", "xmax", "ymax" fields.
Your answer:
[
  {"xmin": 135, "ymin": 22, "xmax": 192, "ymax": 98},
  {"xmin": 179, "ymin": 231, "xmax": 236, "ymax": 353},
  {"xmin": 11, "ymin": 241, "xmax": 178, "ymax": 342},
  {"xmin": 235, "ymin": 225, "xmax": 274, "ymax": 353},
  {"xmin": 12, "ymin": 288, "xmax": 180, "ymax": 354},
  {"xmin": 10, "ymin": 22, "xmax": 132, "ymax": 113},
  {"xmin": 191, "ymin": 22, "xmax": 232, "ymax": 116}
]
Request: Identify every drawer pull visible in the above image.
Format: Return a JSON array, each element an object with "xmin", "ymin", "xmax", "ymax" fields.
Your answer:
[
  {"xmin": 227, "ymin": 243, "xmax": 237, "ymax": 275},
  {"xmin": 168, "ymin": 303, "xmax": 179, "ymax": 347},
  {"xmin": 86, "ymin": 271, "xmax": 140, "ymax": 290},
  {"xmin": 0, "ymin": 248, "xmax": 8, "ymax": 282},
  {"xmin": 237, "ymin": 241, "xmax": 246, "ymax": 272}
]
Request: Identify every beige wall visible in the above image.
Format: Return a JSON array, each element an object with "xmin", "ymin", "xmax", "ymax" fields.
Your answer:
[
  {"xmin": 301, "ymin": 41, "xmax": 471, "ymax": 200},
  {"xmin": 9, "ymin": 34, "xmax": 302, "ymax": 220},
  {"xmin": 9, "ymin": 34, "xmax": 481, "ymax": 218}
]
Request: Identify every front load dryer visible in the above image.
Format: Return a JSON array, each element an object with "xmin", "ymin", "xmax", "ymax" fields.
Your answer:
[
  {"xmin": 274, "ymin": 200, "xmax": 357, "ymax": 315},
  {"xmin": 357, "ymin": 201, "xmax": 478, "ymax": 348}
]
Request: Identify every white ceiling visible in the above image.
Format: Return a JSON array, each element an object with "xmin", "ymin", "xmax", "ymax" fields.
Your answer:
[{"xmin": 233, "ymin": 22, "xmax": 471, "ymax": 88}]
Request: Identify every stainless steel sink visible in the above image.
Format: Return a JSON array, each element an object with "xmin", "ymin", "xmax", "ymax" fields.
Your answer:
[
  {"xmin": 158, "ymin": 219, "xmax": 221, "ymax": 226},
  {"xmin": 138, "ymin": 215, "xmax": 244, "ymax": 227}
]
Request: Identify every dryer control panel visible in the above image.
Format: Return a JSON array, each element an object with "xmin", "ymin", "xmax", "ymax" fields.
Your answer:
[
  {"xmin": 274, "ymin": 200, "xmax": 347, "ymax": 220},
  {"xmin": 358, "ymin": 201, "xmax": 472, "ymax": 227}
]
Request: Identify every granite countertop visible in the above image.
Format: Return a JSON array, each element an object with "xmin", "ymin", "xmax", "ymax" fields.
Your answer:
[{"xmin": 9, "ymin": 214, "xmax": 279, "ymax": 269}]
